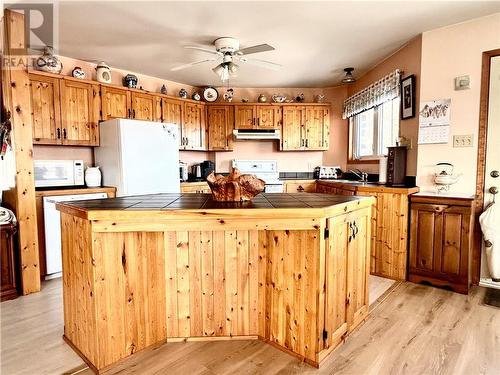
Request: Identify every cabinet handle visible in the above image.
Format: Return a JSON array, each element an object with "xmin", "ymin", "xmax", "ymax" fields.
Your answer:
[
  {"xmin": 297, "ymin": 185, "xmax": 305, "ymax": 192},
  {"xmin": 305, "ymin": 139, "xmax": 309, "ymax": 148},
  {"xmin": 301, "ymin": 139, "xmax": 304, "ymax": 147},
  {"xmin": 56, "ymin": 128, "xmax": 61, "ymax": 139},
  {"xmin": 63, "ymin": 128, "xmax": 67, "ymax": 139},
  {"xmin": 257, "ymin": 118, "xmax": 260, "ymax": 127},
  {"xmin": 132, "ymin": 109, "xmax": 136, "ymax": 118}
]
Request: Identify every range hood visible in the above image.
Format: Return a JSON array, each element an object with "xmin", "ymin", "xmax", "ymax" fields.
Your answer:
[{"xmin": 233, "ymin": 129, "xmax": 281, "ymax": 140}]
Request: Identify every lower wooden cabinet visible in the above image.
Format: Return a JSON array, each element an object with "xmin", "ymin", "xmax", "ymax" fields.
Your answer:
[
  {"xmin": 180, "ymin": 182, "xmax": 211, "ymax": 193},
  {"xmin": 409, "ymin": 195, "xmax": 475, "ymax": 294},
  {"xmin": 1, "ymin": 223, "xmax": 18, "ymax": 302},
  {"xmin": 284, "ymin": 180, "xmax": 316, "ymax": 193},
  {"xmin": 324, "ymin": 206, "xmax": 371, "ymax": 350}
]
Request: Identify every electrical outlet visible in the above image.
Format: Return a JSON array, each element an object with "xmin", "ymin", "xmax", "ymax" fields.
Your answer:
[{"xmin": 453, "ymin": 134, "xmax": 473, "ymax": 147}]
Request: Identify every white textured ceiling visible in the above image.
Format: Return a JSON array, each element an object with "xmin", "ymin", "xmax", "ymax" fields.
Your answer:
[{"xmin": 56, "ymin": 1, "xmax": 500, "ymax": 87}]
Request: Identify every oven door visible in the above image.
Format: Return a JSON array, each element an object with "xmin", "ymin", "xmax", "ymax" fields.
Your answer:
[{"xmin": 34, "ymin": 160, "xmax": 76, "ymax": 187}]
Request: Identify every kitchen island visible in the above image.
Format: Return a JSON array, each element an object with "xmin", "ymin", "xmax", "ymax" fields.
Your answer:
[{"xmin": 57, "ymin": 193, "xmax": 375, "ymax": 373}]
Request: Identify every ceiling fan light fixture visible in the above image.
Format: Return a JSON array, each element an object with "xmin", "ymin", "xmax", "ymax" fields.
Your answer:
[
  {"xmin": 228, "ymin": 62, "xmax": 239, "ymax": 74},
  {"xmin": 212, "ymin": 64, "xmax": 224, "ymax": 76},
  {"xmin": 342, "ymin": 67, "xmax": 356, "ymax": 84}
]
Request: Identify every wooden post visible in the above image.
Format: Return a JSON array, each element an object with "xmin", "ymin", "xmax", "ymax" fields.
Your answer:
[{"xmin": 2, "ymin": 9, "xmax": 41, "ymax": 294}]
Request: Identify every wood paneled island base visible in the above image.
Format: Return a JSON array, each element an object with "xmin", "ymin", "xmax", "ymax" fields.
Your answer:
[{"xmin": 56, "ymin": 193, "xmax": 375, "ymax": 373}]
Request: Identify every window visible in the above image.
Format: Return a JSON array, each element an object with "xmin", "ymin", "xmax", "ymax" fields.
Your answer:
[{"xmin": 351, "ymin": 97, "xmax": 400, "ymax": 160}]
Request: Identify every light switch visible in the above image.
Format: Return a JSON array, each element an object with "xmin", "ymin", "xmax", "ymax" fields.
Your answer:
[
  {"xmin": 455, "ymin": 75, "xmax": 471, "ymax": 90},
  {"xmin": 453, "ymin": 134, "xmax": 473, "ymax": 147}
]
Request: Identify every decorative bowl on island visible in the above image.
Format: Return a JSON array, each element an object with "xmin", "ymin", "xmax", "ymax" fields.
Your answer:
[{"xmin": 206, "ymin": 168, "xmax": 265, "ymax": 201}]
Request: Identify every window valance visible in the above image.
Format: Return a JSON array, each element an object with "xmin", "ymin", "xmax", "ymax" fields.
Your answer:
[{"xmin": 342, "ymin": 69, "xmax": 401, "ymax": 119}]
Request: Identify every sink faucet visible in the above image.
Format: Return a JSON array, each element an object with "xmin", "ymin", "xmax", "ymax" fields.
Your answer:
[{"xmin": 348, "ymin": 169, "xmax": 368, "ymax": 182}]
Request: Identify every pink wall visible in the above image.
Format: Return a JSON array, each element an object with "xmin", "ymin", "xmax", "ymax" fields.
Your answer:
[
  {"xmin": 323, "ymin": 86, "xmax": 348, "ymax": 170},
  {"xmin": 344, "ymin": 35, "xmax": 422, "ymax": 176},
  {"xmin": 417, "ymin": 13, "xmax": 500, "ymax": 194}
]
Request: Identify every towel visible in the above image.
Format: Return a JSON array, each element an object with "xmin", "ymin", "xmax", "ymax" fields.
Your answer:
[
  {"xmin": 0, "ymin": 206, "xmax": 16, "ymax": 225},
  {"xmin": 480, "ymin": 202, "xmax": 500, "ymax": 281}
]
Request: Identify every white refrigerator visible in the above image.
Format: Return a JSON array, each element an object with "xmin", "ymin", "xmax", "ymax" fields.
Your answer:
[{"xmin": 95, "ymin": 119, "xmax": 180, "ymax": 196}]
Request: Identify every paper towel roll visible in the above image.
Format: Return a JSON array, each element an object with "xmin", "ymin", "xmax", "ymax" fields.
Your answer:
[{"xmin": 379, "ymin": 157, "xmax": 388, "ymax": 183}]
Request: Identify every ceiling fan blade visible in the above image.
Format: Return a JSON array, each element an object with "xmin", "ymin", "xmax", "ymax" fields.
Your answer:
[
  {"xmin": 171, "ymin": 58, "xmax": 218, "ymax": 71},
  {"xmin": 184, "ymin": 46, "xmax": 222, "ymax": 55},
  {"xmin": 241, "ymin": 58, "xmax": 282, "ymax": 71},
  {"xmin": 237, "ymin": 44, "xmax": 275, "ymax": 55}
]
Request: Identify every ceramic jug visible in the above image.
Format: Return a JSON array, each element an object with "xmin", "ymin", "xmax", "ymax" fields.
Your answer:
[{"xmin": 85, "ymin": 166, "xmax": 102, "ymax": 187}]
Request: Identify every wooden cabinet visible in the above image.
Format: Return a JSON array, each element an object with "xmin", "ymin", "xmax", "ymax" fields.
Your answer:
[
  {"xmin": 180, "ymin": 182, "xmax": 211, "ymax": 193},
  {"xmin": 101, "ymin": 86, "xmax": 130, "ymax": 120},
  {"xmin": 101, "ymin": 86, "xmax": 160, "ymax": 121},
  {"xmin": 234, "ymin": 104, "xmax": 280, "ymax": 129},
  {"xmin": 304, "ymin": 106, "xmax": 329, "ymax": 150},
  {"xmin": 316, "ymin": 182, "xmax": 355, "ymax": 196},
  {"xmin": 409, "ymin": 195, "xmax": 475, "ymax": 294},
  {"xmin": 161, "ymin": 97, "xmax": 184, "ymax": 148},
  {"xmin": 29, "ymin": 73, "xmax": 62, "ymax": 144},
  {"xmin": 131, "ymin": 91, "xmax": 161, "ymax": 121},
  {"xmin": 284, "ymin": 180, "xmax": 316, "ymax": 193},
  {"xmin": 1, "ymin": 223, "xmax": 18, "ymax": 301},
  {"xmin": 182, "ymin": 102, "xmax": 206, "ymax": 150},
  {"xmin": 207, "ymin": 105, "xmax": 233, "ymax": 151},
  {"xmin": 324, "ymin": 206, "xmax": 371, "ymax": 350},
  {"xmin": 281, "ymin": 105, "xmax": 329, "ymax": 151},
  {"xmin": 60, "ymin": 78, "xmax": 100, "ymax": 146}
]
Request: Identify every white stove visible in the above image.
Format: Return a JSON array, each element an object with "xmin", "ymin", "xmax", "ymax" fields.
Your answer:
[{"xmin": 232, "ymin": 160, "xmax": 283, "ymax": 193}]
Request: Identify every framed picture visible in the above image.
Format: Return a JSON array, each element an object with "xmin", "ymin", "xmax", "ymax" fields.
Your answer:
[{"xmin": 401, "ymin": 74, "xmax": 416, "ymax": 119}]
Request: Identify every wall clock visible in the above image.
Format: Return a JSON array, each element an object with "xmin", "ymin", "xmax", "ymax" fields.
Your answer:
[{"xmin": 203, "ymin": 87, "xmax": 219, "ymax": 102}]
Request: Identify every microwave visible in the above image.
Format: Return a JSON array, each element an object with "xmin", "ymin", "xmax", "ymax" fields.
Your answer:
[{"xmin": 34, "ymin": 160, "xmax": 85, "ymax": 188}]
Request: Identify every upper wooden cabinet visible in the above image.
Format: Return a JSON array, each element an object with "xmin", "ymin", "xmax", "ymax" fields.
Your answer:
[
  {"xmin": 101, "ymin": 86, "xmax": 130, "ymax": 120},
  {"xmin": 29, "ymin": 73, "xmax": 61, "ymax": 144},
  {"xmin": 409, "ymin": 195, "xmax": 475, "ymax": 294},
  {"xmin": 161, "ymin": 98, "xmax": 184, "ymax": 148},
  {"xmin": 234, "ymin": 104, "xmax": 280, "ymax": 129},
  {"xmin": 305, "ymin": 106, "xmax": 329, "ymax": 150},
  {"xmin": 182, "ymin": 102, "xmax": 206, "ymax": 150},
  {"xmin": 131, "ymin": 92, "xmax": 161, "ymax": 121},
  {"xmin": 60, "ymin": 79, "xmax": 100, "ymax": 146},
  {"xmin": 281, "ymin": 105, "xmax": 329, "ymax": 151},
  {"xmin": 101, "ymin": 86, "xmax": 161, "ymax": 122},
  {"xmin": 207, "ymin": 105, "xmax": 233, "ymax": 151}
]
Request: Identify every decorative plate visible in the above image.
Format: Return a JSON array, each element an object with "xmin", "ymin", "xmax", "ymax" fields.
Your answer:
[{"xmin": 203, "ymin": 87, "xmax": 219, "ymax": 102}]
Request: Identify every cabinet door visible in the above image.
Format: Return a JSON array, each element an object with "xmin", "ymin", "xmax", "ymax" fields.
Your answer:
[
  {"xmin": 324, "ymin": 215, "xmax": 348, "ymax": 350},
  {"xmin": 162, "ymin": 98, "xmax": 184, "ymax": 148},
  {"xmin": 409, "ymin": 204, "xmax": 470, "ymax": 279},
  {"xmin": 285, "ymin": 182, "xmax": 316, "ymax": 193},
  {"xmin": 60, "ymin": 79, "xmax": 100, "ymax": 146},
  {"xmin": 281, "ymin": 106, "xmax": 304, "ymax": 150},
  {"xmin": 183, "ymin": 103, "xmax": 206, "ymax": 150},
  {"xmin": 29, "ymin": 74, "xmax": 62, "ymax": 144},
  {"xmin": 234, "ymin": 105, "xmax": 255, "ymax": 129},
  {"xmin": 257, "ymin": 106, "xmax": 281, "ymax": 129},
  {"xmin": 346, "ymin": 208, "xmax": 370, "ymax": 332},
  {"xmin": 304, "ymin": 106, "xmax": 329, "ymax": 150},
  {"xmin": 208, "ymin": 105, "xmax": 233, "ymax": 150},
  {"xmin": 131, "ymin": 92, "xmax": 161, "ymax": 121},
  {"xmin": 101, "ymin": 86, "xmax": 131, "ymax": 120}
]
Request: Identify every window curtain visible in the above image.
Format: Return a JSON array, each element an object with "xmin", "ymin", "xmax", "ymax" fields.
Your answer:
[{"xmin": 342, "ymin": 69, "xmax": 401, "ymax": 119}]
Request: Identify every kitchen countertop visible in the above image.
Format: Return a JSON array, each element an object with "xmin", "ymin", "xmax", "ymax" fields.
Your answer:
[
  {"xmin": 57, "ymin": 192, "xmax": 364, "ymax": 211},
  {"xmin": 412, "ymin": 191, "xmax": 475, "ymax": 200},
  {"xmin": 316, "ymin": 179, "xmax": 419, "ymax": 194}
]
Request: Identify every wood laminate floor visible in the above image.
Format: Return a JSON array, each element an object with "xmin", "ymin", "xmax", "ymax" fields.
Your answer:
[{"xmin": 1, "ymin": 278, "xmax": 499, "ymax": 375}]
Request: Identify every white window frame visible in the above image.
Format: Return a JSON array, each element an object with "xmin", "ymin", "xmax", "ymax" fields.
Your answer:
[{"xmin": 350, "ymin": 97, "xmax": 400, "ymax": 161}]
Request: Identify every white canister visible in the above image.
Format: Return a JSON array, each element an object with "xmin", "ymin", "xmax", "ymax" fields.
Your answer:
[
  {"xmin": 85, "ymin": 166, "xmax": 102, "ymax": 187},
  {"xmin": 379, "ymin": 156, "xmax": 388, "ymax": 183}
]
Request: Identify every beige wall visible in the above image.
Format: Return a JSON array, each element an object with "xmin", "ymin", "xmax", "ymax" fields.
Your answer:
[
  {"xmin": 417, "ymin": 13, "xmax": 500, "ymax": 194},
  {"xmin": 345, "ymin": 35, "xmax": 422, "ymax": 176},
  {"xmin": 323, "ymin": 85, "xmax": 349, "ymax": 170}
]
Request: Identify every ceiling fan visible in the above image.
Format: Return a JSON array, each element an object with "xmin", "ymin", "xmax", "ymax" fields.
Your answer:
[{"xmin": 171, "ymin": 37, "xmax": 282, "ymax": 82}]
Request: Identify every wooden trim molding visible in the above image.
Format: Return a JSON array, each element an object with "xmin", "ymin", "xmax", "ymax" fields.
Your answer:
[
  {"xmin": 1, "ymin": 9, "xmax": 41, "ymax": 294},
  {"xmin": 472, "ymin": 48, "xmax": 500, "ymax": 284}
]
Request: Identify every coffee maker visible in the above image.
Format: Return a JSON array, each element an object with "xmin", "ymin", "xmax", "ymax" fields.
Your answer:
[
  {"xmin": 201, "ymin": 160, "xmax": 215, "ymax": 180},
  {"xmin": 190, "ymin": 164, "xmax": 202, "ymax": 181}
]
